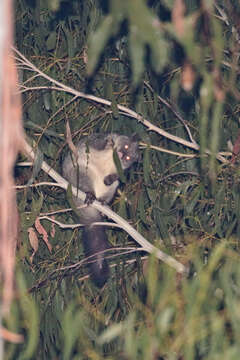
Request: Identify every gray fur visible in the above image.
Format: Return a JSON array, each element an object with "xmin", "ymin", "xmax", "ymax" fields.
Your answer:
[{"xmin": 62, "ymin": 133, "xmax": 138, "ymax": 286}]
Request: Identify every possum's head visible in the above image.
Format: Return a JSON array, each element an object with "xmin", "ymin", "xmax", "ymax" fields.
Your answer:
[{"xmin": 114, "ymin": 135, "xmax": 139, "ymax": 170}]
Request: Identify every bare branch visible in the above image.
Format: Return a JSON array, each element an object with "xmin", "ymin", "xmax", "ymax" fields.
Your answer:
[
  {"xmin": 38, "ymin": 216, "xmax": 122, "ymax": 230},
  {"xmin": 140, "ymin": 142, "xmax": 196, "ymax": 158}
]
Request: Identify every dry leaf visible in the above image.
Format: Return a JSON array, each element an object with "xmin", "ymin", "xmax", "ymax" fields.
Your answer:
[
  {"xmin": 50, "ymin": 216, "xmax": 56, "ymax": 238},
  {"xmin": 181, "ymin": 61, "xmax": 195, "ymax": 91},
  {"xmin": 172, "ymin": 0, "xmax": 186, "ymax": 37},
  {"xmin": 213, "ymin": 68, "xmax": 225, "ymax": 102},
  {"xmin": 35, "ymin": 217, "xmax": 52, "ymax": 253},
  {"xmin": 83, "ymin": 46, "xmax": 88, "ymax": 64},
  {"xmin": 0, "ymin": 326, "xmax": 24, "ymax": 343},
  {"xmin": 28, "ymin": 227, "xmax": 39, "ymax": 263}
]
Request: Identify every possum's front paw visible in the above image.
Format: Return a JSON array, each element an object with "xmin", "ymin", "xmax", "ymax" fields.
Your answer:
[
  {"xmin": 104, "ymin": 173, "xmax": 118, "ymax": 186},
  {"xmin": 85, "ymin": 192, "xmax": 96, "ymax": 205}
]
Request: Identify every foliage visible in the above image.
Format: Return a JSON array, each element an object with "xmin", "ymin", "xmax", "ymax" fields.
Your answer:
[{"xmin": 7, "ymin": 0, "xmax": 240, "ymax": 358}]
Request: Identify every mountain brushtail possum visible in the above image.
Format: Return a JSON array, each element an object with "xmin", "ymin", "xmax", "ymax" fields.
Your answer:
[{"xmin": 62, "ymin": 133, "xmax": 139, "ymax": 287}]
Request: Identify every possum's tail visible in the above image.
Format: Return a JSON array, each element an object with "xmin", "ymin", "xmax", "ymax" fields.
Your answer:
[{"xmin": 82, "ymin": 225, "xmax": 110, "ymax": 287}]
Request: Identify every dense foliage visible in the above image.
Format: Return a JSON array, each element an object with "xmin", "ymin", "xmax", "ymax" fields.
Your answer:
[{"xmin": 7, "ymin": 0, "xmax": 240, "ymax": 358}]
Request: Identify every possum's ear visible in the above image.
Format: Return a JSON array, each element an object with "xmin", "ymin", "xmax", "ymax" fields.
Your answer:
[{"xmin": 131, "ymin": 133, "xmax": 139, "ymax": 142}]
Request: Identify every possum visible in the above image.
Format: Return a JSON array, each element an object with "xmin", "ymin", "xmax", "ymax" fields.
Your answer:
[{"xmin": 62, "ymin": 133, "xmax": 138, "ymax": 287}]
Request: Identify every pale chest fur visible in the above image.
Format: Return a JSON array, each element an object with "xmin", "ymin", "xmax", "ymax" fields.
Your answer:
[{"xmin": 79, "ymin": 146, "xmax": 119, "ymax": 201}]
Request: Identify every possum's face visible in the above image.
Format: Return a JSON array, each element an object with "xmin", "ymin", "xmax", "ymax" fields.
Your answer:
[{"xmin": 114, "ymin": 135, "xmax": 139, "ymax": 170}]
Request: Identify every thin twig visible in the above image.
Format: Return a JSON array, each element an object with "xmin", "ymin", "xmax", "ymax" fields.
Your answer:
[
  {"xmin": 159, "ymin": 171, "xmax": 200, "ymax": 183},
  {"xmin": 29, "ymin": 253, "xmax": 149, "ymax": 292},
  {"xmin": 15, "ymin": 181, "xmax": 64, "ymax": 189},
  {"xmin": 38, "ymin": 215, "xmax": 122, "ymax": 230},
  {"xmin": 140, "ymin": 142, "xmax": 196, "ymax": 158}
]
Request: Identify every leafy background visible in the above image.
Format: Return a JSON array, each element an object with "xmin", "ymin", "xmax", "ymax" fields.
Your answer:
[{"xmin": 7, "ymin": 0, "xmax": 240, "ymax": 359}]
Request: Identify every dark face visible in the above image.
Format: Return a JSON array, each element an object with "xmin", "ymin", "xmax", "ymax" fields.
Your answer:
[{"xmin": 115, "ymin": 136, "xmax": 139, "ymax": 170}]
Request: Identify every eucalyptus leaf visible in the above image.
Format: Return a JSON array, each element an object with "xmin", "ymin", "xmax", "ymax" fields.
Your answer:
[
  {"xmin": 129, "ymin": 25, "xmax": 145, "ymax": 86},
  {"xmin": 17, "ymin": 272, "xmax": 39, "ymax": 360},
  {"xmin": 30, "ymin": 149, "xmax": 44, "ymax": 184},
  {"xmin": 143, "ymin": 147, "xmax": 151, "ymax": 185},
  {"xmin": 113, "ymin": 148, "xmax": 126, "ymax": 183},
  {"xmin": 98, "ymin": 323, "xmax": 124, "ymax": 344},
  {"xmin": 87, "ymin": 15, "xmax": 115, "ymax": 75},
  {"xmin": 46, "ymin": 31, "xmax": 57, "ymax": 51},
  {"xmin": 138, "ymin": 192, "xmax": 147, "ymax": 224}
]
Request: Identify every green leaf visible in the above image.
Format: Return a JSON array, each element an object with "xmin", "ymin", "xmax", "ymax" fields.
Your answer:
[
  {"xmin": 139, "ymin": 192, "xmax": 147, "ymax": 224},
  {"xmin": 29, "ymin": 148, "xmax": 44, "ymax": 185},
  {"xmin": 129, "ymin": 25, "xmax": 145, "ymax": 86},
  {"xmin": 17, "ymin": 271, "xmax": 39, "ymax": 360},
  {"xmin": 185, "ymin": 186, "xmax": 201, "ymax": 214},
  {"xmin": 111, "ymin": 96, "xmax": 119, "ymax": 119},
  {"xmin": 113, "ymin": 148, "xmax": 126, "ymax": 183},
  {"xmin": 87, "ymin": 15, "xmax": 115, "ymax": 75},
  {"xmin": 143, "ymin": 147, "xmax": 151, "ymax": 185},
  {"xmin": 46, "ymin": 31, "xmax": 57, "ymax": 51},
  {"xmin": 154, "ymin": 208, "xmax": 171, "ymax": 246},
  {"xmin": 62, "ymin": 303, "xmax": 84, "ymax": 360},
  {"xmin": 150, "ymin": 36, "xmax": 169, "ymax": 73},
  {"xmin": 98, "ymin": 323, "xmax": 124, "ymax": 344}
]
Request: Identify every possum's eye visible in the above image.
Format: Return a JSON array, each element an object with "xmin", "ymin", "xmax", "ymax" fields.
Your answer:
[
  {"xmin": 124, "ymin": 144, "xmax": 129, "ymax": 150},
  {"xmin": 126, "ymin": 155, "xmax": 131, "ymax": 161}
]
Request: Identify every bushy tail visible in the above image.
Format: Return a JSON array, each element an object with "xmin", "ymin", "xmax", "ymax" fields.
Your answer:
[{"xmin": 82, "ymin": 225, "xmax": 110, "ymax": 287}]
